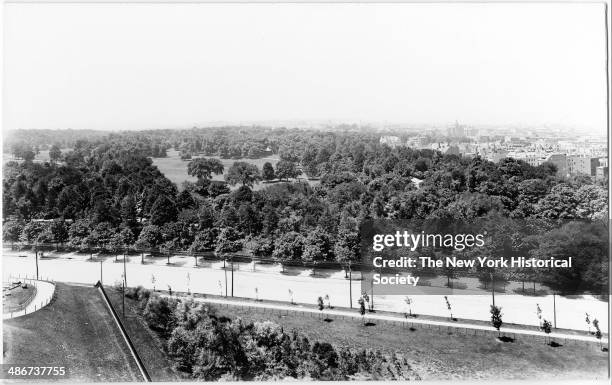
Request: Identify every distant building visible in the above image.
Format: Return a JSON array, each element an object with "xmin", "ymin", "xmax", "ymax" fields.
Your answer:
[
  {"xmin": 567, "ymin": 155, "xmax": 599, "ymax": 176},
  {"xmin": 543, "ymin": 153, "xmax": 568, "ymax": 176},
  {"xmin": 445, "ymin": 145, "xmax": 461, "ymax": 156},
  {"xmin": 380, "ymin": 135, "xmax": 402, "ymax": 148},
  {"xmin": 599, "ymin": 157, "xmax": 608, "ymax": 167},
  {"xmin": 595, "ymin": 166, "xmax": 608, "ymax": 181},
  {"xmin": 490, "ymin": 149, "xmax": 509, "ymax": 163},
  {"xmin": 509, "ymin": 152, "xmax": 544, "ymax": 167},
  {"xmin": 447, "ymin": 121, "xmax": 465, "ymax": 137},
  {"xmin": 506, "ymin": 152, "xmax": 568, "ymax": 176}
]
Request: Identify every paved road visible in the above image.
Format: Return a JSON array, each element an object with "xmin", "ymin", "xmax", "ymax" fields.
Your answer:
[
  {"xmin": 2, "ymin": 278, "xmax": 55, "ymax": 319},
  {"xmin": 182, "ymin": 295, "xmax": 609, "ymax": 344},
  {"xmin": 2, "ymin": 248, "xmax": 608, "ymax": 332}
]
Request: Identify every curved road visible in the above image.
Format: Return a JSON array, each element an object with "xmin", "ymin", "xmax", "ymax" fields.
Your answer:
[{"xmin": 2, "ymin": 278, "xmax": 55, "ymax": 319}]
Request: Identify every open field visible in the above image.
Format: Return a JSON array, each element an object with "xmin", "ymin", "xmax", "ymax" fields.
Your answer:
[
  {"xmin": 152, "ymin": 149, "xmax": 319, "ymax": 190},
  {"xmin": 2, "ymin": 283, "xmax": 143, "ymax": 382},
  {"xmin": 2, "ymin": 283, "xmax": 36, "ymax": 313},
  {"xmin": 214, "ymin": 303, "xmax": 609, "ymax": 380},
  {"xmin": 2, "ymin": 148, "xmax": 71, "ymax": 164}
]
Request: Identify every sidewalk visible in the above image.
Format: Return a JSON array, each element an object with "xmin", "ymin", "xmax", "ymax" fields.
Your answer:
[{"xmin": 181, "ymin": 295, "xmax": 609, "ymax": 344}]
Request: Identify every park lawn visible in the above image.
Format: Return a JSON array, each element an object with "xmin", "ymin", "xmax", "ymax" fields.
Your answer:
[
  {"xmin": 152, "ymin": 150, "xmax": 319, "ymax": 191},
  {"xmin": 106, "ymin": 289, "xmax": 186, "ymax": 382},
  {"xmin": 2, "ymin": 283, "xmax": 143, "ymax": 382},
  {"xmin": 214, "ymin": 305, "xmax": 609, "ymax": 381},
  {"xmin": 3, "ymin": 283, "xmax": 36, "ymax": 313}
]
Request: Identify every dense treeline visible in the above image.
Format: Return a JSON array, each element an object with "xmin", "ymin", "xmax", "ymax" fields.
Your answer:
[
  {"xmin": 126, "ymin": 287, "xmax": 418, "ymax": 380},
  {"xmin": 2, "ymin": 129, "xmax": 608, "ymax": 293}
]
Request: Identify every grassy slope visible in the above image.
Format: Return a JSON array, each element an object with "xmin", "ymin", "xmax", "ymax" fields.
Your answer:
[
  {"xmin": 108, "ymin": 290, "xmax": 608, "ymax": 381},
  {"xmin": 2, "ymin": 283, "xmax": 142, "ymax": 382},
  {"xmin": 106, "ymin": 289, "xmax": 185, "ymax": 382},
  {"xmin": 215, "ymin": 305, "xmax": 609, "ymax": 381}
]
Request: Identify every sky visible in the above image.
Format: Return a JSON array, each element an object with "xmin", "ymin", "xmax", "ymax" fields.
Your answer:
[{"xmin": 3, "ymin": 3, "xmax": 608, "ymax": 133}]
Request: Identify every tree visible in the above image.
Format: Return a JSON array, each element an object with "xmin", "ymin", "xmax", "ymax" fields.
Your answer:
[
  {"xmin": 541, "ymin": 319, "xmax": 552, "ymax": 345},
  {"xmin": 272, "ymin": 231, "xmax": 304, "ymax": 263},
  {"xmin": 585, "ymin": 312, "xmax": 592, "ymax": 334},
  {"xmin": 189, "ymin": 229, "xmax": 217, "ymax": 253},
  {"xmin": 404, "ymin": 297, "xmax": 413, "ymax": 317},
  {"xmin": 136, "ymin": 225, "xmax": 162, "ymax": 251},
  {"xmin": 49, "ymin": 144, "xmax": 62, "ymax": 163},
  {"xmin": 48, "ymin": 220, "xmax": 69, "ymax": 246},
  {"xmin": 444, "ymin": 296, "xmax": 453, "ymax": 320},
  {"xmin": 302, "ymin": 227, "xmax": 333, "ymax": 265},
  {"xmin": 68, "ymin": 219, "xmax": 91, "ymax": 249},
  {"xmin": 3, "ymin": 220, "xmax": 23, "ymax": 247},
  {"xmin": 187, "ymin": 158, "xmax": 224, "ymax": 181},
  {"xmin": 150, "ymin": 195, "xmax": 178, "ymax": 226},
  {"xmin": 120, "ymin": 195, "xmax": 138, "ymax": 228},
  {"xmin": 490, "ymin": 305, "xmax": 503, "ymax": 337},
  {"xmin": 593, "ymin": 319, "xmax": 603, "ymax": 350},
  {"xmin": 275, "ymin": 160, "xmax": 301, "ymax": 181},
  {"xmin": 214, "ymin": 227, "xmax": 242, "ymax": 257},
  {"xmin": 358, "ymin": 296, "xmax": 366, "ymax": 325},
  {"xmin": 317, "ymin": 296, "xmax": 324, "ymax": 320},
  {"xmin": 262, "ymin": 162, "xmax": 275, "ymax": 182},
  {"xmin": 225, "ymin": 162, "xmax": 262, "ymax": 187},
  {"xmin": 19, "ymin": 222, "xmax": 46, "ymax": 244}
]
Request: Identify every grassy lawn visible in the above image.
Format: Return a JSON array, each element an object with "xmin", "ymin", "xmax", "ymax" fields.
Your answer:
[
  {"xmin": 3, "ymin": 283, "xmax": 36, "ymax": 313},
  {"xmin": 152, "ymin": 150, "xmax": 319, "ymax": 191},
  {"xmin": 3, "ymin": 283, "xmax": 143, "ymax": 382},
  {"xmin": 214, "ymin": 304, "xmax": 608, "ymax": 380},
  {"xmin": 106, "ymin": 289, "xmax": 186, "ymax": 382}
]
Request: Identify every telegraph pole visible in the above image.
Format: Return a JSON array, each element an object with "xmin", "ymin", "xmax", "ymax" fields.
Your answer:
[
  {"xmin": 100, "ymin": 260, "xmax": 103, "ymax": 284},
  {"xmin": 553, "ymin": 293, "xmax": 557, "ymax": 329},
  {"xmin": 490, "ymin": 272, "xmax": 495, "ymax": 307},
  {"xmin": 122, "ymin": 281, "xmax": 125, "ymax": 318},
  {"xmin": 35, "ymin": 249, "xmax": 39, "ymax": 280},
  {"xmin": 123, "ymin": 248, "xmax": 127, "ymax": 287},
  {"xmin": 231, "ymin": 259, "xmax": 234, "ymax": 297},
  {"xmin": 348, "ymin": 262, "xmax": 353, "ymax": 309},
  {"xmin": 224, "ymin": 259, "xmax": 228, "ymax": 297}
]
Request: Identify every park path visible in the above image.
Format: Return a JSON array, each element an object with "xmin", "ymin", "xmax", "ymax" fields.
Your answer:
[
  {"xmin": 2, "ymin": 277, "xmax": 55, "ymax": 319},
  {"xmin": 180, "ymin": 295, "xmax": 609, "ymax": 345}
]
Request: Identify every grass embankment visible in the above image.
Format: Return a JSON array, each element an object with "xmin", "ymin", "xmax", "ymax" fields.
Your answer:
[
  {"xmin": 3, "ymin": 283, "xmax": 36, "ymax": 313},
  {"xmin": 214, "ymin": 304, "xmax": 609, "ymax": 380},
  {"xmin": 110, "ymin": 288, "xmax": 608, "ymax": 381},
  {"xmin": 3, "ymin": 283, "xmax": 142, "ymax": 382},
  {"xmin": 106, "ymin": 290, "xmax": 185, "ymax": 382}
]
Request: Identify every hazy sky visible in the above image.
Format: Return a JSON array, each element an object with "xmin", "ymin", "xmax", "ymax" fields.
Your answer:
[{"xmin": 3, "ymin": 3, "xmax": 608, "ymax": 133}]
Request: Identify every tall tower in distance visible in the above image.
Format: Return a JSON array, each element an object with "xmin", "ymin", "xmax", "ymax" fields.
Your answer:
[{"xmin": 447, "ymin": 120, "xmax": 465, "ymax": 137}]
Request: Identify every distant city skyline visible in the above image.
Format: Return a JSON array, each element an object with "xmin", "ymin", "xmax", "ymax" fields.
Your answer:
[{"xmin": 4, "ymin": 3, "xmax": 608, "ymax": 135}]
